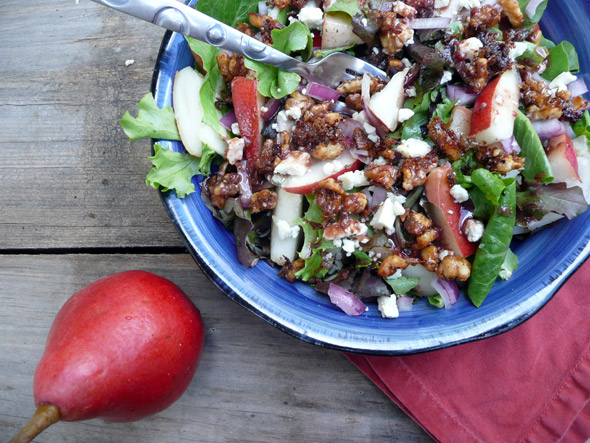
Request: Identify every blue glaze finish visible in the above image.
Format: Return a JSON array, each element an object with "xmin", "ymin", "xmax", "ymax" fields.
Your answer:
[{"xmin": 151, "ymin": 0, "xmax": 590, "ymax": 355}]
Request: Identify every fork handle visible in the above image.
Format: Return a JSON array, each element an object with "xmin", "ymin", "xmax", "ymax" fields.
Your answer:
[{"xmin": 91, "ymin": 0, "xmax": 310, "ymax": 76}]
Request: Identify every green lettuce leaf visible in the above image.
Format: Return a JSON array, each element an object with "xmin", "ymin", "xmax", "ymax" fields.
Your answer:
[
  {"xmin": 326, "ymin": 0, "xmax": 361, "ymax": 18},
  {"xmin": 542, "ymin": 41, "xmax": 580, "ymax": 81},
  {"xmin": 120, "ymin": 93, "xmax": 180, "ymax": 141},
  {"xmin": 573, "ymin": 111, "xmax": 590, "ymax": 151},
  {"xmin": 385, "ymin": 277, "xmax": 419, "ymax": 295},
  {"xmin": 517, "ymin": 0, "xmax": 548, "ymax": 27},
  {"xmin": 471, "ymin": 169, "xmax": 506, "ymax": 205},
  {"xmin": 245, "ymin": 22, "xmax": 313, "ymax": 98},
  {"xmin": 185, "ymin": 37, "xmax": 228, "ymax": 139},
  {"xmin": 195, "ymin": 0, "xmax": 259, "ymax": 26},
  {"xmin": 514, "ymin": 110, "xmax": 553, "ymax": 183},
  {"xmin": 146, "ymin": 143, "xmax": 202, "ymax": 198},
  {"xmin": 499, "ymin": 248, "xmax": 519, "ymax": 280}
]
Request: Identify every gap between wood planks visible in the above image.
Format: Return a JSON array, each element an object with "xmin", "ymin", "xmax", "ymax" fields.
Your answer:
[{"xmin": 0, "ymin": 246, "xmax": 188, "ymax": 255}]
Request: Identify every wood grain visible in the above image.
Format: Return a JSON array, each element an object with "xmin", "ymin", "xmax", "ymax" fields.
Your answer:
[
  {"xmin": 0, "ymin": 0, "xmax": 182, "ymax": 249},
  {"xmin": 0, "ymin": 255, "xmax": 431, "ymax": 442}
]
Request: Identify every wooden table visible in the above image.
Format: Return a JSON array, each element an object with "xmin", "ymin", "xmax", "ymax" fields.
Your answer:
[{"xmin": 0, "ymin": 1, "xmax": 432, "ymax": 441}]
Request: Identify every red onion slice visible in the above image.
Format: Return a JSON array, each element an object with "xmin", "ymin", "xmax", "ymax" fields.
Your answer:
[
  {"xmin": 409, "ymin": 17, "xmax": 452, "ymax": 30},
  {"xmin": 430, "ymin": 278, "xmax": 460, "ymax": 309},
  {"xmin": 531, "ymin": 119, "xmax": 567, "ymax": 140},
  {"xmin": 339, "ymin": 117, "xmax": 363, "ymax": 138},
  {"xmin": 220, "ymin": 109, "xmax": 237, "ymax": 131},
  {"xmin": 499, "ymin": 136, "xmax": 521, "ymax": 154},
  {"xmin": 446, "ymin": 84, "xmax": 478, "ymax": 106},
  {"xmin": 396, "ymin": 296, "xmax": 414, "ymax": 312},
  {"xmin": 236, "ymin": 162, "xmax": 253, "ymax": 208},
  {"xmin": 568, "ymin": 78, "xmax": 588, "ymax": 97},
  {"xmin": 361, "ymin": 73, "xmax": 389, "ymax": 137},
  {"xmin": 525, "ymin": 0, "xmax": 544, "ymax": 18},
  {"xmin": 261, "ymin": 98, "xmax": 281, "ymax": 121},
  {"xmin": 327, "ymin": 283, "xmax": 367, "ymax": 316},
  {"xmin": 305, "ymin": 82, "xmax": 341, "ymax": 102}
]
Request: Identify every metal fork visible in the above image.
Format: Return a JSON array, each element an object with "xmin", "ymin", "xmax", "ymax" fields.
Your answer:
[{"xmin": 90, "ymin": 0, "xmax": 389, "ymax": 88}]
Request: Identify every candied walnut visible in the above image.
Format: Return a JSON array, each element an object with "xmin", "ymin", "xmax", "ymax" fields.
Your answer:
[
  {"xmin": 451, "ymin": 32, "xmax": 513, "ymax": 92},
  {"xmin": 285, "ymin": 91, "xmax": 315, "ymax": 114},
  {"xmin": 271, "ymin": 0, "xmax": 291, "ymax": 8},
  {"xmin": 364, "ymin": 164, "xmax": 400, "ymax": 189},
  {"xmin": 420, "ymin": 246, "xmax": 439, "ymax": 272},
  {"xmin": 279, "ymin": 258, "xmax": 305, "ymax": 282},
  {"xmin": 250, "ymin": 189, "xmax": 278, "ymax": 213},
  {"xmin": 291, "ymin": 105, "xmax": 346, "ymax": 154},
  {"xmin": 497, "ymin": 0, "xmax": 525, "ymax": 28},
  {"xmin": 414, "ymin": 228, "xmax": 439, "ymax": 250},
  {"xmin": 437, "ymin": 255, "xmax": 472, "ymax": 281},
  {"xmin": 291, "ymin": 0, "xmax": 309, "ymax": 9},
  {"xmin": 345, "ymin": 93, "xmax": 364, "ymax": 112},
  {"xmin": 217, "ymin": 53, "xmax": 252, "ymax": 84},
  {"xmin": 404, "ymin": 210, "xmax": 433, "ymax": 236},
  {"xmin": 380, "ymin": 12, "xmax": 414, "ymax": 55},
  {"xmin": 257, "ymin": 131, "xmax": 291, "ymax": 174},
  {"xmin": 521, "ymin": 70, "xmax": 590, "ymax": 122},
  {"xmin": 401, "ymin": 151, "xmax": 439, "ymax": 191},
  {"xmin": 248, "ymin": 13, "xmax": 284, "ymax": 44},
  {"xmin": 206, "ymin": 172, "xmax": 242, "ymax": 209},
  {"xmin": 312, "ymin": 142, "xmax": 345, "ymax": 160},
  {"xmin": 392, "ymin": 1, "xmax": 417, "ymax": 18},
  {"xmin": 336, "ymin": 75, "xmax": 386, "ymax": 94},
  {"xmin": 314, "ymin": 178, "xmax": 345, "ymax": 219},
  {"xmin": 352, "ymin": 127, "xmax": 376, "ymax": 153},
  {"xmin": 527, "ymin": 28, "xmax": 543, "ymax": 45},
  {"xmin": 343, "ymin": 192, "xmax": 369, "ymax": 215},
  {"xmin": 323, "ymin": 217, "xmax": 367, "ymax": 240},
  {"xmin": 428, "ymin": 116, "xmax": 469, "ymax": 161},
  {"xmin": 467, "ymin": 5, "xmax": 502, "ymax": 36},
  {"xmin": 377, "ymin": 254, "xmax": 409, "ymax": 277},
  {"xmin": 476, "ymin": 144, "xmax": 524, "ymax": 174}
]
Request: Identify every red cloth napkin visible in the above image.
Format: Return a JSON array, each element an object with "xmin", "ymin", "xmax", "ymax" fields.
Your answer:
[{"xmin": 346, "ymin": 259, "xmax": 590, "ymax": 442}]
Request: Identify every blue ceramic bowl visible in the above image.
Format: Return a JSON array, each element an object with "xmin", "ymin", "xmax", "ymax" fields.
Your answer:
[{"xmin": 151, "ymin": 0, "xmax": 590, "ymax": 355}]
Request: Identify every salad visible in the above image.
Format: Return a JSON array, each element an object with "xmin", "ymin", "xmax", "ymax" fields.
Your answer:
[{"xmin": 122, "ymin": 0, "xmax": 590, "ymax": 319}]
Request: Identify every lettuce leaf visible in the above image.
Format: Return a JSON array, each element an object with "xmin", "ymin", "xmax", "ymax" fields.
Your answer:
[
  {"xmin": 146, "ymin": 143, "xmax": 201, "ymax": 198},
  {"xmin": 120, "ymin": 93, "xmax": 180, "ymax": 141},
  {"xmin": 573, "ymin": 111, "xmax": 590, "ymax": 151},
  {"xmin": 517, "ymin": 0, "xmax": 548, "ymax": 27},
  {"xmin": 542, "ymin": 41, "xmax": 580, "ymax": 81},
  {"xmin": 516, "ymin": 183, "xmax": 588, "ymax": 220},
  {"xmin": 514, "ymin": 110, "xmax": 553, "ymax": 183},
  {"xmin": 185, "ymin": 37, "xmax": 228, "ymax": 139},
  {"xmin": 326, "ymin": 0, "xmax": 361, "ymax": 18},
  {"xmin": 385, "ymin": 276, "xmax": 419, "ymax": 295},
  {"xmin": 245, "ymin": 22, "xmax": 313, "ymax": 98},
  {"xmin": 195, "ymin": 0, "xmax": 259, "ymax": 26}
]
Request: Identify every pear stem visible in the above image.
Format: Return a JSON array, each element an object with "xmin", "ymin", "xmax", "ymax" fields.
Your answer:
[{"xmin": 10, "ymin": 404, "xmax": 61, "ymax": 443}]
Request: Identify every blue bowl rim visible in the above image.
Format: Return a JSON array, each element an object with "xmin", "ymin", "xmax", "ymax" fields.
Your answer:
[{"xmin": 149, "ymin": 2, "xmax": 590, "ymax": 356}]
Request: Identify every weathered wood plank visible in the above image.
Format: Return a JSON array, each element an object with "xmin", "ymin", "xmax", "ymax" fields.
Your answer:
[
  {"xmin": 0, "ymin": 254, "xmax": 431, "ymax": 442},
  {"xmin": 0, "ymin": 0, "xmax": 183, "ymax": 249}
]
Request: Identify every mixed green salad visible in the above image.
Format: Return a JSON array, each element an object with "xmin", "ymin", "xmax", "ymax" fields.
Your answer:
[{"xmin": 122, "ymin": 0, "xmax": 590, "ymax": 318}]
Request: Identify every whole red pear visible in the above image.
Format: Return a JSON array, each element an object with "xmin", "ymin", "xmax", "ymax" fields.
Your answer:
[{"xmin": 12, "ymin": 270, "xmax": 204, "ymax": 442}]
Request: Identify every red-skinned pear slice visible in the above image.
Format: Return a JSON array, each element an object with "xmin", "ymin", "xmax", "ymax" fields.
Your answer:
[
  {"xmin": 449, "ymin": 105, "xmax": 472, "ymax": 138},
  {"xmin": 547, "ymin": 134, "xmax": 581, "ymax": 182},
  {"xmin": 321, "ymin": 12, "xmax": 363, "ymax": 50},
  {"xmin": 173, "ymin": 67, "xmax": 205, "ymax": 157},
  {"xmin": 173, "ymin": 67, "xmax": 227, "ymax": 157},
  {"xmin": 470, "ymin": 68, "xmax": 520, "ymax": 145},
  {"xmin": 402, "ymin": 264, "xmax": 438, "ymax": 296},
  {"xmin": 282, "ymin": 150, "xmax": 361, "ymax": 194},
  {"xmin": 367, "ymin": 68, "xmax": 408, "ymax": 135},
  {"xmin": 270, "ymin": 188, "xmax": 304, "ymax": 266}
]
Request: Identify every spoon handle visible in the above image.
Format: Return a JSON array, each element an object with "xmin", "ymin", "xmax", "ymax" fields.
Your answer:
[{"xmin": 90, "ymin": 0, "xmax": 303, "ymax": 73}]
